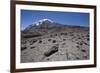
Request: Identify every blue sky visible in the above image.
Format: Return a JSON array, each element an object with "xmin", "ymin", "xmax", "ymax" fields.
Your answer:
[{"xmin": 21, "ymin": 10, "xmax": 89, "ymax": 30}]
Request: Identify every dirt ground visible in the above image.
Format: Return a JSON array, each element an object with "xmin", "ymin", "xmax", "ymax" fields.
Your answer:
[{"xmin": 21, "ymin": 27, "xmax": 89, "ymax": 63}]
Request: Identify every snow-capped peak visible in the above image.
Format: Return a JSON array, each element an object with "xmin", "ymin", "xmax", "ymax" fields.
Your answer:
[
  {"xmin": 32, "ymin": 18, "xmax": 54, "ymax": 26},
  {"xmin": 39, "ymin": 19, "xmax": 53, "ymax": 23}
]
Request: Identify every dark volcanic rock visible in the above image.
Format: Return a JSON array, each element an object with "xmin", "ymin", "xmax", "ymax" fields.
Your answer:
[{"xmin": 44, "ymin": 45, "xmax": 59, "ymax": 57}]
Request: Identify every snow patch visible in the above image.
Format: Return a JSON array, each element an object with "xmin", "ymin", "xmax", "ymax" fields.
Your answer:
[{"xmin": 32, "ymin": 18, "xmax": 54, "ymax": 26}]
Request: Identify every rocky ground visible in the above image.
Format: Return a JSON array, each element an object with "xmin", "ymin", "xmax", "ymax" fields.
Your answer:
[{"xmin": 21, "ymin": 27, "xmax": 89, "ymax": 63}]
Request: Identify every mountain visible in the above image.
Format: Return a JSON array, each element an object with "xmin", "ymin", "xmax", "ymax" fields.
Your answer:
[
  {"xmin": 24, "ymin": 19, "xmax": 64, "ymax": 31},
  {"xmin": 22, "ymin": 19, "xmax": 64, "ymax": 38},
  {"xmin": 22, "ymin": 18, "xmax": 88, "ymax": 38}
]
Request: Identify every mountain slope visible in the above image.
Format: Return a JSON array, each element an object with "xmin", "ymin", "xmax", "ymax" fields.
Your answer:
[{"xmin": 22, "ymin": 19, "xmax": 88, "ymax": 38}]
